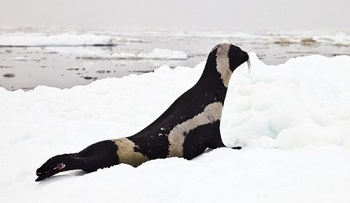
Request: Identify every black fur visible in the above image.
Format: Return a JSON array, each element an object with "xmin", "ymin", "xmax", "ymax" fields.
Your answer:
[
  {"xmin": 36, "ymin": 140, "xmax": 118, "ymax": 181},
  {"xmin": 183, "ymin": 121, "xmax": 223, "ymax": 160},
  {"xmin": 36, "ymin": 44, "xmax": 249, "ymax": 181}
]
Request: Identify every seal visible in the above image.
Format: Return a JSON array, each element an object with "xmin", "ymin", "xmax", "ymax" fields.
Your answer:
[{"xmin": 35, "ymin": 43, "xmax": 250, "ymax": 181}]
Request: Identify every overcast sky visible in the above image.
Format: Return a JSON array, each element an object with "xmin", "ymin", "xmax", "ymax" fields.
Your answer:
[{"xmin": 1, "ymin": 0, "xmax": 349, "ymax": 31}]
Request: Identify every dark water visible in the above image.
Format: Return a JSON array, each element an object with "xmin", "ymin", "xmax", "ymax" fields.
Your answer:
[{"xmin": 1, "ymin": 30, "xmax": 349, "ymax": 91}]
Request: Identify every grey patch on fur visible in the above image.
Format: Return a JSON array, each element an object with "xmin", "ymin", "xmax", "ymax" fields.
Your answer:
[
  {"xmin": 216, "ymin": 44, "xmax": 232, "ymax": 88},
  {"xmin": 167, "ymin": 102, "xmax": 223, "ymax": 157},
  {"xmin": 114, "ymin": 138, "xmax": 149, "ymax": 167}
]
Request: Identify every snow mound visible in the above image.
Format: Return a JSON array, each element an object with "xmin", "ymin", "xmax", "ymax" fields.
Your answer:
[
  {"xmin": 222, "ymin": 53, "xmax": 350, "ymax": 150},
  {"xmin": 1, "ymin": 53, "xmax": 350, "ymax": 202}
]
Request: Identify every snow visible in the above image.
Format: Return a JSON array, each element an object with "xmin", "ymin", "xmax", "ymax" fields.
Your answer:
[
  {"xmin": 1, "ymin": 52, "xmax": 350, "ymax": 202},
  {"xmin": 1, "ymin": 30, "xmax": 350, "ymax": 47},
  {"xmin": 80, "ymin": 48, "xmax": 188, "ymax": 60},
  {"xmin": 0, "ymin": 33, "xmax": 113, "ymax": 46},
  {"xmin": 41, "ymin": 45, "xmax": 188, "ymax": 60}
]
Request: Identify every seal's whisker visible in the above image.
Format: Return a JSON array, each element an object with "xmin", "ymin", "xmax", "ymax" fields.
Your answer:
[{"xmin": 247, "ymin": 59, "xmax": 251, "ymax": 70}]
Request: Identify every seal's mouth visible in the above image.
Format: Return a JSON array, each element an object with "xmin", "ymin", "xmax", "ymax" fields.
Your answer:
[{"xmin": 35, "ymin": 163, "xmax": 65, "ymax": 182}]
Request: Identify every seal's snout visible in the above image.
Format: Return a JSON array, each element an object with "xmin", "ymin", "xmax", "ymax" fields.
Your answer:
[
  {"xmin": 243, "ymin": 51, "xmax": 249, "ymax": 62},
  {"xmin": 236, "ymin": 45, "xmax": 249, "ymax": 63},
  {"xmin": 223, "ymin": 44, "xmax": 250, "ymax": 72}
]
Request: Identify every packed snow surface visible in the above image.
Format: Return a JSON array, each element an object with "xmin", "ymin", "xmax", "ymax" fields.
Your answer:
[{"xmin": 1, "ymin": 53, "xmax": 350, "ymax": 202}]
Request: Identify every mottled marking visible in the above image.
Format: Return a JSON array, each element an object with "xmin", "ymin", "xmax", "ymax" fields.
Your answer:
[
  {"xmin": 216, "ymin": 44, "xmax": 232, "ymax": 88},
  {"xmin": 114, "ymin": 138, "xmax": 149, "ymax": 167},
  {"xmin": 203, "ymin": 102, "xmax": 223, "ymax": 122},
  {"xmin": 168, "ymin": 102, "xmax": 223, "ymax": 157}
]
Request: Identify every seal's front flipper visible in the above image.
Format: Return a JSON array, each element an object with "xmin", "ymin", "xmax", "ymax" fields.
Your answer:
[
  {"xmin": 207, "ymin": 132, "xmax": 226, "ymax": 149},
  {"xmin": 207, "ymin": 132, "xmax": 242, "ymax": 150}
]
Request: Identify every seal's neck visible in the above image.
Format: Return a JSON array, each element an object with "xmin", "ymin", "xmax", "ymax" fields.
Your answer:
[{"xmin": 195, "ymin": 56, "xmax": 232, "ymax": 104}]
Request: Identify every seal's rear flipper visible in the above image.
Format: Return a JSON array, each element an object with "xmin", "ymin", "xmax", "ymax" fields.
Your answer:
[{"xmin": 36, "ymin": 153, "xmax": 76, "ymax": 182}]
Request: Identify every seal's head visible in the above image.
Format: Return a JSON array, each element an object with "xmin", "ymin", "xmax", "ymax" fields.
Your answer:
[
  {"xmin": 211, "ymin": 43, "xmax": 249, "ymax": 72},
  {"xmin": 201, "ymin": 43, "xmax": 249, "ymax": 88}
]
